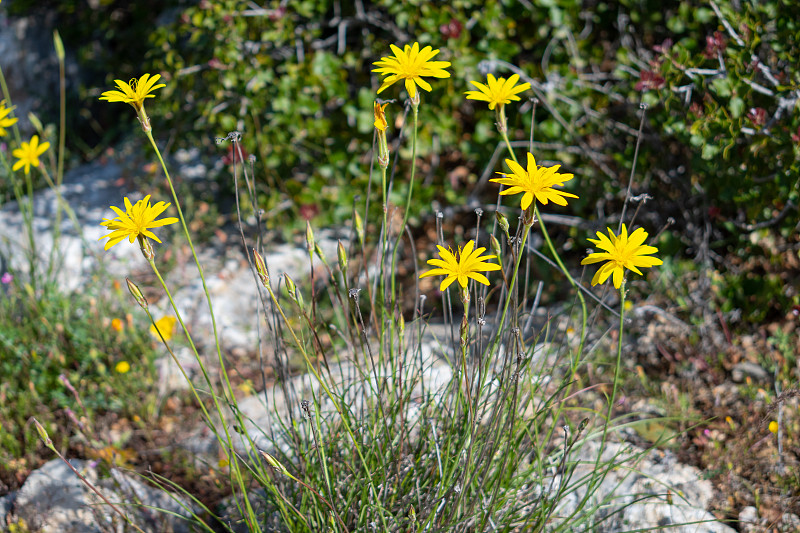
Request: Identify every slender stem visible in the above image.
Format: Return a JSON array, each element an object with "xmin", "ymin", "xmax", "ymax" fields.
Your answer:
[
  {"xmin": 390, "ymin": 100, "xmax": 419, "ymax": 307},
  {"xmin": 146, "ymin": 257, "xmax": 260, "ymax": 532},
  {"xmin": 498, "ymin": 130, "xmax": 588, "ymax": 355}
]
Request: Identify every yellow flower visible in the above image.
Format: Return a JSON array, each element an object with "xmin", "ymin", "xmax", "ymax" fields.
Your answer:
[
  {"xmin": 373, "ymin": 101, "xmax": 389, "ymax": 131},
  {"xmin": 373, "ymin": 42, "xmax": 451, "ymax": 98},
  {"xmin": 111, "ymin": 318, "xmax": 124, "ymax": 332},
  {"xmin": 99, "ymin": 195, "xmax": 178, "ymax": 250},
  {"xmin": 580, "ymin": 224, "xmax": 663, "ymax": 289},
  {"xmin": 0, "ymin": 99, "xmax": 18, "ymax": 137},
  {"xmin": 465, "ymin": 73, "xmax": 531, "ymax": 110},
  {"xmin": 491, "ymin": 152, "xmax": 578, "ymax": 210},
  {"xmin": 99, "ymin": 73, "xmax": 165, "ymax": 112},
  {"xmin": 12, "ymin": 136, "xmax": 50, "ymax": 175},
  {"xmin": 420, "ymin": 240, "xmax": 501, "ymax": 291},
  {"xmin": 99, "ymin": 73, "xmax": 165, "ymax": 132},
  {"xmin": 115, "ymin": 361, "xmax": 131, "ymax": 374},
  {"xmin": 769, "ymin": 421, "xmax": 779, "ymax": 434},
  {"xmin": 150, "ymin": 315, "xmax": 177, "ymax": 341}
]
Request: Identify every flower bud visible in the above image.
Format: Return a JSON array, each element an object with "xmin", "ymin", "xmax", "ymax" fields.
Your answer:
[
  {"xmin": 305, "ymin": 220, "xmax": 315, "ymax": 255},
  {"xmin": 258, "ymin": 449, "xmax": 289, "ymax": 476},
  {"xmin": 314, "ymin": 243, "xmax": 327, "ymax": 264},
  {"xmin": 33, "ymin": 418, "xmax": 53, "ymax": 448},
  {"xmin": 126, "ymin": 278, "xmax": 148, "ymax": 309},
  {"xmin": 138, "ymin": 235, "xmax": 155, "ymax": 261},
  {"xmin": 253, "ymin": 249, "xmax": 269, "ymax": 287},
  {"xmin": 284, "ymin": 273, "xmax": 297, "ymax": 300},
  {"xmin": 490, "ymin": 235, "xmax": 502, "ymax": 263},
  {"xmin": 495, "ymin": 211, "xmax": 510, "ymax": 237},
  {"xmin": 354, "ymin": 211, "xmax": 364, "ymax": 247},
  {"xmin": 337, "ymin": 241, "xmax": 348, "ymax": 272}
]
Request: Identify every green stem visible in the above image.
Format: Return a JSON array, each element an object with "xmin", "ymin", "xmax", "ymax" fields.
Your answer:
[
  {"xmin": 497, "ymin": 130, "xmax": 587, "ymax": 356},
  {"xmin": 144, "ymin": 129, "xmax": 260, "ymax": 532},
  {"xmin": 389, "ymin": 100, "xmax": 419, "ymax": 308},
  {"xmin": 146, "ymin": 257, "xmax": 261, "ymax": 532}
]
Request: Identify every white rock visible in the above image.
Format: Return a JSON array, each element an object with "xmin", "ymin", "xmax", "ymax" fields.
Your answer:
[{"xmin": 738, "ymin": 505, "xmax": 759, "ymax": 532}]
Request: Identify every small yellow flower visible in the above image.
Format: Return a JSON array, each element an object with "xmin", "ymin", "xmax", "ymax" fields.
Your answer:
[
  {"xmin": 111, "ymin": 318, "xmax": 124, "ymax": 332},
  {"xmin": 115, "ymin": 361, "xmax": 131, "ymax": 374},
  {"xmin": 769, "ymin": 421, "xmax": 779, "ymax": 434},
  {"xmin": 99, "ymin": 73, "xmax": 165, "ymax": 112},
  {"xmin": 99, "ymin": 195, "xmax": 178, "ymax": 250},
  {"xmin": 580, "ymin": 224, "xmax": 663, "ymax": 289},
  {"xmin": 491, "ymin": 152, "xmax": 578, "ymax": 210},
  {"xmin": 0, "ymin": 99, "xmax": 18, "ymax": 137},
  {"xmin": 12, "ymin": 135, "xmax": 50, "ymax": 175},
  {"xmin": 99, "ymin": 73, "xmax": 165, "ymax": 132},
  {"xmin": 373, "ymin": 42, "xmax": 451, "ymax": 99},
  {"xmin": 150, "ymin": 315, "xmax": 177, "ymax": 341},
  {"xmin": 465, "ymin": 73, "xmax": 531, "ymax": 110},
  {"xmin": 373, "ymin": 101, "xmax": 389, "ymax": 131},
  {"xmin": 420, "ymin": 240, "xmax": 501, "ymax": 291}
]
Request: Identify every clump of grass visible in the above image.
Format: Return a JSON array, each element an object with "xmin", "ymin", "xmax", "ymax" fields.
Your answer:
[{"xmin": 6, "ymin": 31, "xmax": 693, "ymax": 533}]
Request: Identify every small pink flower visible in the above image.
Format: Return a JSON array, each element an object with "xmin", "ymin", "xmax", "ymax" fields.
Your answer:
[
  {"xmin": 635, "ymin": 70, "xmax": 665, "ymax": 91},
  {"xmin": 703, "ymin": 31, "xmax": 726, "ymax": 59},
  {"xmin": 1, "ymin": 272, "xmax": 12, "ymax": 284},
  {"xmin": 746, "ymin": 107, "xmax": 767, "ymax": 127}
]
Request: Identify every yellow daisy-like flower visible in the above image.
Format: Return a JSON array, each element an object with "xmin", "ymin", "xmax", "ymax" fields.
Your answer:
[
  {"xmin": 491, "ymin": 152, "xmax": 578, "ymax": 210},
  {"xmin": 580, "ymin": 224, "xmax": 663, "ymax": 289},
  {"xmin": 465, "ymin": 73, "xmax": 531, "ymax": 110},
  {"xmin": 150, "ymin": 315, "xmax": 177, "ymax": 341},
  {"xmin": 99, "ymin": 73, "xmax": 165, "ymax": 112},
  {"xmin": 115, "ymin": 361, "xmax": 131, "ymax": 374},
  {"xmin": 373, "ymin": 42, "xmax": 451, "ymax": 99},
  {"xmin": 420, "ymin": 240, "xmax": 501, "ymax": 291},
  {"xmin": 12, "ymin": 135, "xmax": 50, "ymax": 175},
  {"xmin": 0, "ymin": 99, "xmax": 18, "ymax": 137},
  {"xmin": 374, "ymin": 101, "xmax": 389, "ymax": 131},
  {"xmin": 99, "ymin": 195, "xmax": 179, "ymax": 250}
]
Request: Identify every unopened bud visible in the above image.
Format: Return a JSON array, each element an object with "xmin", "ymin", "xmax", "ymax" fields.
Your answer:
[
  {"xmin": 258, "ymin": 449, "xmax": 289, "ymax": 475},
  {"xmin": 354, "ymin": 211, "xmax": 364, "ymax": 246},
  {"xmin": 337, "ymin": 241, "xmax": 348, "ymax": 272},
  {"xmin": 489, "ymin": 235, "xmax": 502, "ymax": 263},
  {"xmin": 314, "ymin": 243, "xmax": 327, "ymax": 264},
  {"xmin": 495, "ymin": 211, "xmax": 510, "ymax": 237},
  {"xmin": 33, "ymin": 418, "xmax": 53, "ymax": 448},
  {"xmin": 305, "ymin": 221, "xmax": 315, "ymax": 255},
  {"xmin": 284, "ymin": 273, "xmax": 297, "ymax": 300},
  {"xmin": 253, "ymin": 249, "xmax": 269, "ymax": 287},
  {"xmin": 399, "ymin": 313, "xmax": 405, "ymax": 334},
  {"xmin": 126, "ymin": 278, "xmax": 148, "ymax": 309},
  {"xmin": 138, "ymin": 236, "xmax": 155, "ymax": 261}
]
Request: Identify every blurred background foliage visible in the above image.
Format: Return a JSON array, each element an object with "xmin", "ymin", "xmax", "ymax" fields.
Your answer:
[{"xmin": 4, "ymin": 0, "xmax": 799, "ymax": 322}]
